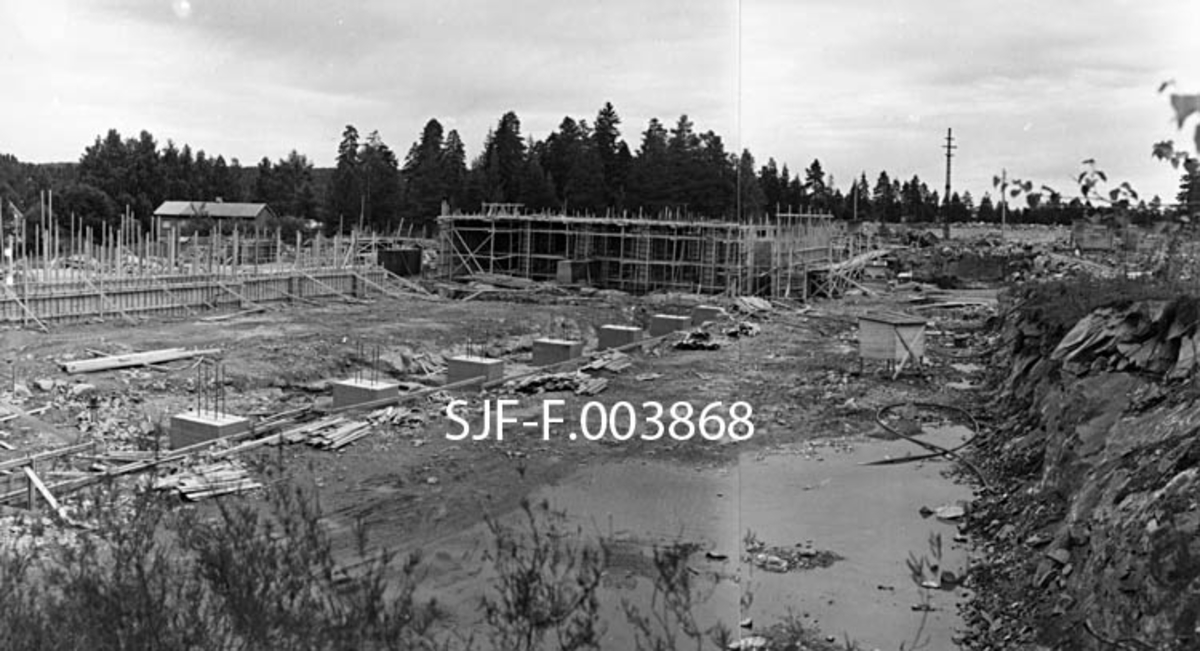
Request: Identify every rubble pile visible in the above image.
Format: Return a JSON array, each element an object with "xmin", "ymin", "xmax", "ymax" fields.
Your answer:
[
  {"xmin": 743, "ymin": 534, "xmax": 843, "ymax": 573},
  {"xmin": 70, "ymin": 389, "xmax": 154, "ymax": 451}
]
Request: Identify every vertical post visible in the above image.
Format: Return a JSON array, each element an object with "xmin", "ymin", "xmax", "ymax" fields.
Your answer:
[
  {"xmin": 1000, "ymin": 168, "xmax": 1008, "ymax": 240},
  {"xmin": 942, "ymin": 128, "xmax": 956, "ymax": 240}
]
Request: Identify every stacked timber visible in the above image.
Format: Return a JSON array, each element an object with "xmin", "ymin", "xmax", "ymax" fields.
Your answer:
[
  {"xmin": 275, "ymin": 415, "xmax": 373, "ymax": 450},
  {"xmin": 504, "ymin": 372, "xmax": 608, "ymax": 396},
  {"xmin": 581, "ymin": 351, "xmax": 633, "ymax": 373},
  {"xmin": 366, "ymin": 405, "xmax": 428, "ymax": 427},
  {"xmin": 154, "ymin": 461, "xmax": 261, "ymax": 501},
  {"xmin": 308, "ymin": 420, "xmax": 371, "ymax": 450},
  {"xmin": 574, "ymin": 376, "xmax": 608, "ymax": 396}
]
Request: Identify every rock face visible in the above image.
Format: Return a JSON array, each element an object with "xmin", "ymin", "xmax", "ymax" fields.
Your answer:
[{"xmin": 967, "ymin": 292, "xmax": 1200, "ymax": 650}]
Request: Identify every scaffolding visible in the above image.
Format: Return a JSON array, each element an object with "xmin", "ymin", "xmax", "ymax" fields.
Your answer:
[{"xmin": 437, "ymin": 207, "xmax": 841, "ymax": 297}]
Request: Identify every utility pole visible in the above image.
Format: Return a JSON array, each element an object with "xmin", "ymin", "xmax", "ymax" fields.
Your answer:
[
  {"xmin": 999, "ymin": 168, "xmax": 1008, "ymax": 239},
  {"xmin": 942, "ymin": 128, "xmax": 956, "ymax": 239}
]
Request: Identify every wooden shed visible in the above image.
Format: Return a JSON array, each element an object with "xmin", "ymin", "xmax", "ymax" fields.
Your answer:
[{"xmin": 858, "ymin": 311, "xmax": 926, "ymax": 376}]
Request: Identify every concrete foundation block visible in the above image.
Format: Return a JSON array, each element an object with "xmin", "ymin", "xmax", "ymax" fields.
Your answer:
[
  {"xmin": 332, "ymin": 379, "xmax": 400, "ymax": 409},
  {"xmin": 649, "ymin": 314, "xmax": 693, "ymax": 337},
  {"xmin": 170, "ymin": 410, "xmax": 251, "ymax": 449},
  {"xmin": 532, "ymin": 338, "xmax": 584, "ymax": 366},
  {"xmin": 691, "ymin": 305, "xmax": 725, "ymax": 327},
  {"xmin": 447, "ymin": 355, "xmax": 506, "ymax": 385},
  {"xmin": 597, "ymin": 325, "xmax": 643, "ymax": 351}
]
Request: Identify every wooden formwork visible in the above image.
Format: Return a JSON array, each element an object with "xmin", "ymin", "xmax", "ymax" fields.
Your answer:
[
  {"xmin": 0, "ymin": 267, "xmax": 391, "ymax": 326},
  {"xmin": 436, "ymin": 208, "xmax": 841, "ymax": 297},
  {"xmin": 0, "ymin": 211, "xmax": 433, "ymax": 328}
]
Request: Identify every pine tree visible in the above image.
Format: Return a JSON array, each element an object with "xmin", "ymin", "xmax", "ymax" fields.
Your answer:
[
  {"xmin": 873, "ymin": 171, "xmax": 898, "ymax": 222},
  {"xmin": 593, "ymin": 102, "xmax": 629, "ymax": 209},
  {"xmin": 759, "ymin": 159, "xmax": 781, "ymax": 215},
  {"xmin": 328, "ymin": 125, "xmax": 361, "ymax": 230},
  {"xmin": 1177, "ymin": 168, "xmax": 1200, "ymax": 219},
  {"xmin": 400, "ymin": 119, "xmax": 449, "ymax": 229},
  {"xmin": 804, "ymin": 159, "xmax": 828, "ymax": 212},
  {"xmin": 481, "ymin": 112, "xmax": 526, "ymax": 204},
  {"xmin": 442, "ymin": 129, "xmax": 468, "ymax": 214},
  {"xmin": 627, "ymin": 118, "xmax": 671, "ymax": 213},
  {"xmin": 359, "ymin": 131, "xmax": 402, "ymax": 229},
  {"xmin": 738, "ymin": 150, "xmax": 765, "ymax": 220}
]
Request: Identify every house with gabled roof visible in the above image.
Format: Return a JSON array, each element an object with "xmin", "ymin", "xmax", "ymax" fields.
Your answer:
[{"xmin": 153, "ymin": 201, "xmax": 277, "ymax": 232}]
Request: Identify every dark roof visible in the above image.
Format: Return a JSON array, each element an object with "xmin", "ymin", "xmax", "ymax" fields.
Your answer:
[
  {"xmin": 153, "ymin": 201, "xmax": 274, "ymax": 219},
  {"xmin": 860, "ymin": 311, "xmax": 926, "ymax": 327}
]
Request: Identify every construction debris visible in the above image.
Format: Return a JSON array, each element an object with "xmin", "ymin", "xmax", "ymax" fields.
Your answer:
[
  {"xmin": 674, "ymin": 331, "xmax": 720, "ymax": 351},
  {"xmin": 153, "ymin": 460, "xmax": 262, "ymax": 500},
  {"xmin": 723, "ymin": 321, "xmax": 761, "ymax": 338}
]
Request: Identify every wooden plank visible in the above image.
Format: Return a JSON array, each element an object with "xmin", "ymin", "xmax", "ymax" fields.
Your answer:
[
  {"xmin": 0, "ymin": 405, "xmax": 51, "ymax": 423},
  {"xmin": 199, "ymin": 306, "xmax": 268, "ymax": 322},
  {"xmin": 62, "ymin": 347, "xmax": 221, "ymax": 374},
  {"xmin": 0, "ymin": 441, "xmax": 94, "ymax": 472},
  {"xmin": 23, "ymin": 466, "xmax": 69, "ymax": 521}
]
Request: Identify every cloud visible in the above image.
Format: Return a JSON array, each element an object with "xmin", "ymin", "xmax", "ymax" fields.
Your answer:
[
  {"xmin": 2, "ymin": 0, "xmax": 1198, "ymax": 204},
  {"xmin": 740, "ymin": 0, "xmax": 1200, "ymax": 202}
]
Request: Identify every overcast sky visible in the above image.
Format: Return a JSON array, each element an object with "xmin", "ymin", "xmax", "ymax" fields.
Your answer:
[{"xmin": 2, "ymin": 0, "xmax": 1197, "ymax": 204}]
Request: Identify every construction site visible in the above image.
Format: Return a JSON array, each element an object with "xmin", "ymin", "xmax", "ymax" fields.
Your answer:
[
  {"xmin": 434, "ymin": 204, "xmax": 874, "ymax": 298},
  {"xmin": 2, "ymin": 197, "xmax": 1200, "ymax": 651}
]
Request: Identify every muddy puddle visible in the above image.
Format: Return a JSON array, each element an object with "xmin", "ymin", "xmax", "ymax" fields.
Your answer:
[{"xmin": 407, "ymin": 427, "xmax": 975, "ymax": 649}]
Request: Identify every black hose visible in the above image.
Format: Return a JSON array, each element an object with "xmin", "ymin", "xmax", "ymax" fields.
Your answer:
[{"xmin": 873, "ymin": 401, "xmax": 991, "ymax": 490}]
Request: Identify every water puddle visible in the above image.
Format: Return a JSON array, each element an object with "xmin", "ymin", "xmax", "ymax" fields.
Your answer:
[{"xmin": 408, "ymin": 426, "xmax": 975, "ymax": 648}]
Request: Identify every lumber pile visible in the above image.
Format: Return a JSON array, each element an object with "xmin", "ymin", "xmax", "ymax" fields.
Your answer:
[
  {"xmin": 503, "ymin": 372, "xmax": 608, "ymax": 396},
  {"xmin": 366, "ymin": 405, "xmax": 428, "ymax": 427},
  {"xmin": 308, "ymin": 420, "xmax": 371, "ymax": 450},
  {"xmin": 575, "ymin": 376, "xmax": 608, "ymax": 396},
  {"xmin": 154, "ymin": 461, "xmax": 261, "ymax": 501},
  {"xmin": 274, "ymin": 415, "xmax": 373, "ymax": 450},
  {"xmin": 62, "ymin": 347, "xmax": 221, "ymax": 374},
  {"xmin": 581, "ymin": 351, "xmax": 633, "ymax": 373}
]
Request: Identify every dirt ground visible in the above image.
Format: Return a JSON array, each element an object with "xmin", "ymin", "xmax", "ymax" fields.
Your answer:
[{"xmin": 0, "ymin": 285, "xmax": 996, "ymax": 641}]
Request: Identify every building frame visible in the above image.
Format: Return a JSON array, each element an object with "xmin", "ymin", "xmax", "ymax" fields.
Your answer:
[{"xmin": 437, "ymin": 206, "xmax": 848, "ymax": 298}]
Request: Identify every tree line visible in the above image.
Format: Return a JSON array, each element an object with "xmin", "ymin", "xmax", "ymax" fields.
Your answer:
[{"xmin": 2, "ymin": 101, "xmax": 1197, "ymax": 237}]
